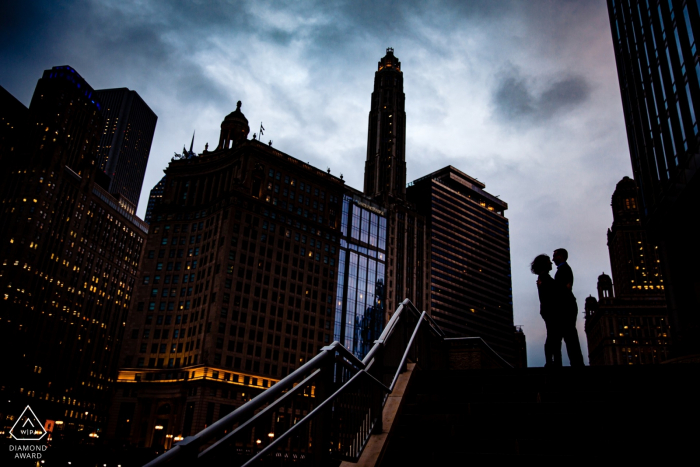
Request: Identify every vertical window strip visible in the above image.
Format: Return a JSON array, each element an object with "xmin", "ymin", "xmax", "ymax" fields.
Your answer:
[
  {"xmin": 674, "ymin": 28, "xmax": 686, "ymax": 76},
  {"xmin": 667, "ymin": 118, "xmax": 678, "ymax": 162},
  {"xmin": 675, "ymin": 101, "xmax": 688, "ymax": 150},
  {"xmin": 658, "ymin": 64, "xmax": 668, "ymax": 105},
  {"xmin": 652, "ymin": 147, "xmax": 662, "ymax": 180},
  {"xmin": 659, "ymin": 132, "xmax": 670, "ymax": 177},
  {"xmin": 665, "ymin": 47, "xmax": 676, "ymax": 90},
  {"xmin": 684, "ymin": 6, "xmax": 697, "ymax": 55},
  {"xmin": 685, "ymin": 83, "xmax": 698, "ymax": 135}
]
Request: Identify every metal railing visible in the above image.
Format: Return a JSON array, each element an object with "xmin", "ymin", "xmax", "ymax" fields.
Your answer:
[{"xmin": 144, "ymin": 299, "xmax": 446, "ymax": 467}]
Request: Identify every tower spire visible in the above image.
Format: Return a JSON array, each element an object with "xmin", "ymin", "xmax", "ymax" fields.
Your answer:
[
  {"xmin": 189, "ymin": 130, "xmax": 195, "ymax": 153},
  {"xmin": 363, "ymin": 48, "xmax": 406, "ymax": 201}
]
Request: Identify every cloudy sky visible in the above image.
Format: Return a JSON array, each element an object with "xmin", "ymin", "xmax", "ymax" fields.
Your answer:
[{"xmin": 1, "ymin": 0, "xmax": 633, "ymax": 366}]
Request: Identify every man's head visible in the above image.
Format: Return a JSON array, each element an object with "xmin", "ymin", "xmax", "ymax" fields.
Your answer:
[{"xmin": 552, "ymin": 248, "xmax": 568, "ymax": 266}]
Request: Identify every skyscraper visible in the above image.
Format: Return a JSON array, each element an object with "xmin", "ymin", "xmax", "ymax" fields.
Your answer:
[
  {"xmin": 0, "ymin": 66, "xmax": 148, "ymax": 441},
  {"xmin": 363, "ymin": 48, "xmax": 407, "ymax": 202},
  {"xmin": 362, "ymin": 48, "xmax": 430, "ymax": 317},
  {"xmin": 607, "ymin": 176, "xmax": 665, "ymax": 297},
  {"xmin": 584, "ymin": 177, "xmax": 669, "ymax": 365},
  {"xmin": 144, "ymin": 137, "xmax": 197, "ymax": 224},
  {"xmin": 145, "ymin": 175, "xmax": 166, "ymax": 224},
  {"xmin": 0, "ymin": 85, "xmax": 28, "ymax": 164},
  {"xmin": 407, "ymin": 166, "xmax": 517, "ymax": 365},
  {"xmin": 109, "ymin": 103, "xmax": 346, "ymax": 447},
  {"xmin": 94, "ymin": 87, "xmax": 157, "ymax": 211},
  {"xmin": 607, "ymin": 0, "xmax": 700, "ymax": 355}
]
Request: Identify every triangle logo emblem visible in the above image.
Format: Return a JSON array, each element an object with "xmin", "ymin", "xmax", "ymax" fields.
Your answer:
[{"xmin": 10, "ymin": 406, "xmax": 47, "ymax": 441}]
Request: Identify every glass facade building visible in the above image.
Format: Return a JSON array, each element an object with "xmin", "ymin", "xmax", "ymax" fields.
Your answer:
[
  {"xmin": 607, "ymin": 0, "xmax": 700, "ymax": 355},
  {"xmin": 334, "ymin": 194, "xmax": 387, "ymax": 359}
]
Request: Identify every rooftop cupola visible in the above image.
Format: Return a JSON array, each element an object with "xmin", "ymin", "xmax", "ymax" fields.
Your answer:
[
  {"xmin": 378, "ymin": 47, "xmax": 401, "ymax": 72},
  {"xmin": 217, "ymin": 100, "xmax": 249, "ymax": 150},
  {"xmin": 597, "ymin": 272, "xmax": 614, "ymax": 300}
]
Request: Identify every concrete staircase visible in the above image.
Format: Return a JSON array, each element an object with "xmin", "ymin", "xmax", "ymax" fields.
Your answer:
[{"xmin": 379, "ymin": 365, "xmax": 699, "ymax": 464}]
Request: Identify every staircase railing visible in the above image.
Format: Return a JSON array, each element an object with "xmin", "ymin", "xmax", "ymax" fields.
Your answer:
[{"xmin": 143, "ymin": 299, "xmax": 445, "ymax": 467}]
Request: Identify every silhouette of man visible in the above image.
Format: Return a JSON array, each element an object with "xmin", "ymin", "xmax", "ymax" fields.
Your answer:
[{"xmin": 552, "ymin": 248, "xmax": 585, "ymax": 367}]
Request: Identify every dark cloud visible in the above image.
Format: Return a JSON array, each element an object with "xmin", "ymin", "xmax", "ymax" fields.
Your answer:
[
  {"xmin": 492, "ymin": 66, "xmax": 591, "ymax": 124},
  {"xmin": 0, "ymin": 0, "xmax": 629, "ymax": 367}
]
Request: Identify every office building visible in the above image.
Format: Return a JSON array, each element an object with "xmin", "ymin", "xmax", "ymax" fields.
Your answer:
[
  {"xmin": 607, "ymin": 176, "xmax": 665, "ymax": 297},
  {"xmin": 144, "ymin": 137, "xmax": 196, "ymax": 224},
  {"xmin": 145, "ymin": 176, "xmax": 167, "ymax": 224},
  {"xmin": 407, "ymin": 166, "xmax": 516, "ymax": 365},
  {"xmin": 334, "ymin": 191, "xmax": 387, "ymax": 359},
  {"xmin": 0, "ymin": 66, "xmax": 148, "ymax": 441},
  {"xmin": 607, "ymin": 0, "xmax": 700, "ymax": 355},
  {"xmin": 585, "ymin": 176, "xmax": 670, "ymax": 365},
  {"xmin": 0, "ymin": 85, "xmax": 29, "ymax": 164},
  {"xmin": 362, "ymin": 48, "xmax": 430, "ymax": 316},
  {"xmin": 94, "ymin": 87, "xmax": 157, "ymax": 211},
  {"xmin": 109, "ymin": 103, "xmax": 346, "ymax": 447}
]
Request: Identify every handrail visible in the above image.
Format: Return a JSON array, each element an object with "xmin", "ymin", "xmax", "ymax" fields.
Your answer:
[
  {"xmin": 143, "ymin": 298, "xmax": 503, "ymax": 467},
  {"xmin": 389, "ymin": 311, "xmax": 428, "ymax": 392},
  {"xmin": 239, "ymin": 369, "xmax": 368, "ymax": 467},
  {"xmin": 198, "ymin": 367, "xmax": 322, "ymax": 461},
  {"xmin": 144, "ymin": 343, "xmax": 342, "ymax": 467}
]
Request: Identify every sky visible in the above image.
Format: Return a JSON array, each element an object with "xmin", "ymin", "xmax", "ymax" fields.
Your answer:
[{"xmin": 0, "ymin": 0, "xmax": 633, "ymax": 367}]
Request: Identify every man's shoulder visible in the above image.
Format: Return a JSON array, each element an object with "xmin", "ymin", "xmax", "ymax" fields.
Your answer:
[{"xmin": 555, "ymin": 262, "xmax": 574, "ymax": 281}]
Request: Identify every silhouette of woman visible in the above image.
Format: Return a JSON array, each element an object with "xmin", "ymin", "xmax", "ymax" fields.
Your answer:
[{"xmin": 531, "ymin": 254, "xmax": 562, "ymax": 367}]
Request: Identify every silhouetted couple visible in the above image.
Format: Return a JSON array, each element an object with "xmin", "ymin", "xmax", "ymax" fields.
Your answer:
[{"xmin": 531, "ymin": 249, "xmax": 585, "ymax": 368}]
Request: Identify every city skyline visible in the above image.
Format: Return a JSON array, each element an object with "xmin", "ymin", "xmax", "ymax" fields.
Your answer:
[{"xmin": 0, "ymin": 1, "xmax": 634, "ymax": 366}]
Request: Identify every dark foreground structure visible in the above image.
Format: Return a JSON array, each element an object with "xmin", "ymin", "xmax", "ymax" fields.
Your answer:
[{"xmin": 125, "ymin": 300, "xmax": 697, "ymax": 467}]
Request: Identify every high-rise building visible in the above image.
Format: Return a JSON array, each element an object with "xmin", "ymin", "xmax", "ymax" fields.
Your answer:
[
  {"xmin": 94, "ymin": 87, "xmax": 157, "ymax": 211},
  {"xmin": 0, "ymin": 85, "xmax": 29, "ymax": 164},
  {"xmin": 584, "ymin": 177, "xmax": 670, "ymax": 365},
  {"xmin": 145, "ymin": 175, "xmax": 166, "ymax": 224},
  {"xmin": 362, "ymin": 48, "xmax": 430, "ymax": 317},
  {"xmin": 334, "ymin": 190, "xmax": 387, "ymax": 358},
  {"xmin": 407, "ymin": 166, "xmax": 516, "ymax": 365},
  {"xmin": 144, "ymin": 136, "xmax": 197, "ymax": 224},
  {"xmin": 607, "ymin": 0, "xmax": 700, "ymax": 355},
  {"xmin": 607, "ymin": 176, "xmax": 665, "ymax": 297},
  {"xmin": 363, "ymin": 48, "xmax": 406, "ymax": 202},
  {"xmin": 0, "ymin": 66, "xmax": 148, "ymax": 441},
  {"xmin": 109, "ymin": 103, "xmax": 346, "ymax": 447}
]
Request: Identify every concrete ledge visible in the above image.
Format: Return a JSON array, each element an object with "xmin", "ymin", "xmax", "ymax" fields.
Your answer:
[
  {"xmin": 444, "ymin": 337, "xmax": 513, "ymax": 369},
  {"xmin": 340, "ymin": 363, "xmax": 416, "ymax": 467}
]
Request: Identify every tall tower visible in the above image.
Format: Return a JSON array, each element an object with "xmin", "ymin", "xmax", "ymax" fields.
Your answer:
[
  {"xmin": 607, "ymin": 176, "xmax": 664, "ymax": 298},
  {"xmin": 363, "ymin": 48, "xmax": 406, "ymax": 201},
  {"xmin": 93, "ymin": 87, "xmax": 157, "ymax": 211},
  {"xmin": 407, "ymin": 166, "xmax": 516, "ymax": 365}
]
